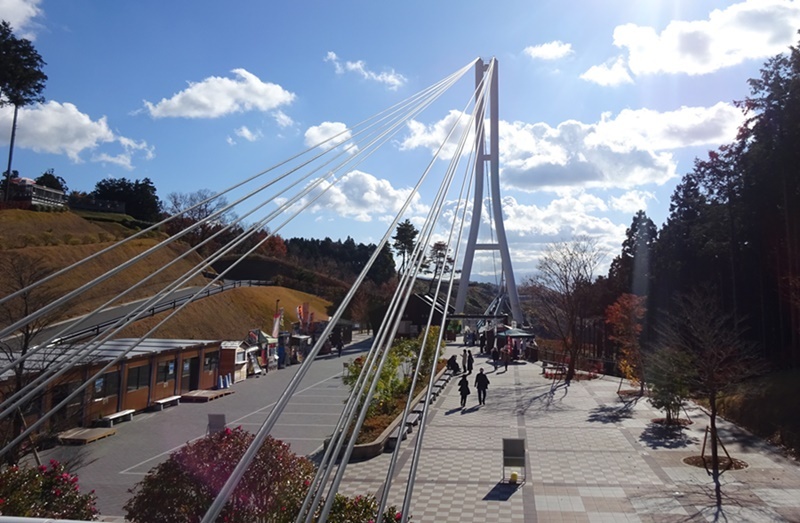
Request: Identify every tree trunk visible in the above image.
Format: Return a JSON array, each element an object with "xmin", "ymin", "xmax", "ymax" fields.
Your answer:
[
  {"xmin": 4, "ymin": 105, "xmax": 19, "ymax": 202},
  {"xmin": 709, "ymin": 391, "xmax": 722, "ymax": 508}
]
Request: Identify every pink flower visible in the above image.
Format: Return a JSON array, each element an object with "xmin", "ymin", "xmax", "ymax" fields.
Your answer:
[{"xmin": 396, "ymin": 512, "xmax": 402, "ymax": 520}]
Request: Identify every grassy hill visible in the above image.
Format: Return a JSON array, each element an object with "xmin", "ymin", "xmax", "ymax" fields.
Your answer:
[
  {"xmin": 0, "ymin": 210, "xmax": 207, "ymax": 320},
  {"xmin": 115, "ymin": 286, "xmax": 331, "ymax": 340},
  {"xmin": 0, "ymin": 209, "xmax": 331, "ymax": 341}
]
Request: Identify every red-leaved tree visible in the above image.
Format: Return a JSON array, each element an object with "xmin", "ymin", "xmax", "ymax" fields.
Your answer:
[
  {"xmin": 606, "ymin": 293, "xmax": 647, "ymax": 394},
  {"xmin": 124, "ymin": 427, "xmax": 315, "ymax": 523}
]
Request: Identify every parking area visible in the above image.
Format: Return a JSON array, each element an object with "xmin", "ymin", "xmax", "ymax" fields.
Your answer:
[{"xmin": 38, "ymin": 334, "xmax": 372, "ymax": 519}]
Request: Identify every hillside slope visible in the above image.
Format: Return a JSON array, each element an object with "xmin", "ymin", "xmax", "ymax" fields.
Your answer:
[
  {"xmin": 115, "ymin": 286, "xmax": 331, "ymax": 340},
  {"xmin": 0, "ymin": 210, "xmax": 208, "ymax": 321}
]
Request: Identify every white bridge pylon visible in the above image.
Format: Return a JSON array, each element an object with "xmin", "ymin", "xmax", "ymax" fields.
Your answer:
[{"xmin": 454, "ymin": 58, "xmax": 524, "ymax": 325}]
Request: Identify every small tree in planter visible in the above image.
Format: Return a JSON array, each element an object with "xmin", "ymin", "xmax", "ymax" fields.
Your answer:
[
  {"xmin": 124, "ymin": 427, "xmax": 315, "ymax": 523},
  {"xmin": 653, "ymin": 290, "xmax": 764, "ymax": 508},
  {"xmin": 0, "ymin": 459, "xmax": 97, "ymax": 519},
  {"xmin": 646, "ymin": 345, "xmax": 692, "ymax": 425}
]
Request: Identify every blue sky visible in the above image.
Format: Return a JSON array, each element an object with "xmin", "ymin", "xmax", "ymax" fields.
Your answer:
[{"xmin": 2, "ymin": 0, "xmax": 799, "ymax": 282}]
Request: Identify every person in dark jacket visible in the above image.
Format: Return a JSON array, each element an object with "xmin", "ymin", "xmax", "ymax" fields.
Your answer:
[
  {"xmin": 467, "ymin": 350, "xmax": 474, "ymax": 375},
  {"xmin": 491, "ymin": 347, "xmax": 499, "ymax": 369},
  {"xmin": 474, "ymin": 368, "xmax": 490, "ymax": 405},
  {"xmin": 457, "ymin": 375, "xmax": 470, "ymax": 409}
]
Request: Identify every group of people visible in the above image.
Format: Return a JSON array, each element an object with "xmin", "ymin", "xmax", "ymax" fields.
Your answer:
[
  {"xmin": 490, "ymin": 345, "xmax": 511, "ymax": 371},
  {"xmin": 457, "ymin": 368, "xmax": 489, "ymax": 408},
  {"xmin": 444, "ymin": 349, "xmax": 492, "ymax": 409}
]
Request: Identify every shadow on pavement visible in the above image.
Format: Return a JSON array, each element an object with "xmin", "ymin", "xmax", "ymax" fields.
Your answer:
[
  {"xmin": 587, "ymin": 403, "xmax": 635, "ymax": 424},
  {"xmin": 638, "ymin": 422, "xmax": 699, "ymax": 450},
  {"xmin": 482, "ymin": 482, "xmax": 521, "ymax": 501}
]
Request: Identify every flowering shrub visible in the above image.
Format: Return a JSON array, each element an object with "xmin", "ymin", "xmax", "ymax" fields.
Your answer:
[
  {"xmin": 325, "ymin": 493, "xmax": 409, "ymax": 522},
  {"xmin": 0, "ymin": 460, "xmax": 97, "ymax": 519},
  {"xmin": 124, "ymin": 427, "xmax": 315, "ymax": 523}
]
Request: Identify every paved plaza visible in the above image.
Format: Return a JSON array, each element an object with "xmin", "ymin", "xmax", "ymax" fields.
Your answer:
[
  {"xmin": 334, "ymin": 344, "xmax": 800, "ymax": 522},
  {"xmin": 41, "ymin": 339, "xmax": 800, "ymax": 522}
]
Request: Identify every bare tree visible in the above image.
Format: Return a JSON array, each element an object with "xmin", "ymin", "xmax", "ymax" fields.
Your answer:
[
  {"xmin": 0, "ymin": 254, "xmax": 66, "ymax": 464},
  {"xmin": 654, "ymin": 289, "xmax": 765, "ymax": 507},
  {"xmin": 528, "ymin": 236, "xmax": 602, "ymax": 383},
  {"xmin": 164, "ymin": 189, "xmax": 237, "ymax": 252}
]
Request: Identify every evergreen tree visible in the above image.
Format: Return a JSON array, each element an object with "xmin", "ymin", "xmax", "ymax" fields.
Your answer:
[
  {"xmin": 0, "ymin": 20, "xmax": 47, "ymax": 201},
  {"xmin": 392, "ymin": 219, "xmax": 418, "ymax": 275},
  {"xmin": 92, "ymin": 177, "xmax": 161, "ymax": 222}
]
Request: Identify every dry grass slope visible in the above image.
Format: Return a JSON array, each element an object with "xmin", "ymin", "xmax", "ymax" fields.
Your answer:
[
  {"xmin": 1, "ymin": 209, "xmax": 334, "ymax": 341},
  {"xmin": 114, "ymin": 286, "xmax": 331, "ymax": 340}
]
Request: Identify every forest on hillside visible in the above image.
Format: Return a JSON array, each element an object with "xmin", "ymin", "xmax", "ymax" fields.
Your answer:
[{"xmin": 588, "ymin": 36, "xmax": 800, "ymax": 370}]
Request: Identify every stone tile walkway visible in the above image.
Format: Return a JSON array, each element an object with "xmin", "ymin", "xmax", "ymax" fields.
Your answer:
[{"xmin": 332, "ymin": 344, "xmax": 800, "ymax": 522}]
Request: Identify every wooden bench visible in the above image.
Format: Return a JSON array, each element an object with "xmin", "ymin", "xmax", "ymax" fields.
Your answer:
[
  {"xmin": 151, "ymin": 395, "xmax": 181, "ymax": 411},
  {"xmin": 97, "ymin": 409, "xmax": 135, "ymax": 427}
]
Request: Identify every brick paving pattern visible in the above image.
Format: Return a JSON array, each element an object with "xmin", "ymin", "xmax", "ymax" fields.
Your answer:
[
  {"xmin": 332, "ymin": 344, "xmax": 800, "ymax": 522},
  {"xmin": 39, "ymin": 338, "xmax": 800, "ymax": 522}
]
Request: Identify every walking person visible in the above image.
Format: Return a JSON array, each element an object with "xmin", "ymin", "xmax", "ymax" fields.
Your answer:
[
  {"xmin": 461, "ymin": 349, "xmax": 468, "ymax": 375},
  {"xmin": 474, "ymin": 368, "xmax": 490, "ymax": 405},
  {"xmin": 491, "ymin": 347, "xmax": 499, "ymax": 369},
  {"xmin": 458, "ymin": 374, "xmax": 471, "ymax": 409},
  {"xmin": 467, "ymin": 350, "xmax": 474, "ymax": 375},
  {"xmin": 502, "ymin": 346, "xmax": 510, "ymax": 372}
]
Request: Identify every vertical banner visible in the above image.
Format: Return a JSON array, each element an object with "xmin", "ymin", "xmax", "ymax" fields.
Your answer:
[{"xmin": 272, "ymin": 309, "xmax": 282, "ymax": 338}]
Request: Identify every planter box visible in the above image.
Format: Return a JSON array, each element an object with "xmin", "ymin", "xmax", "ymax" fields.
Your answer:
[{"xmin": 325, "ymin": 365, "xmax": 447, "ymax": 462}]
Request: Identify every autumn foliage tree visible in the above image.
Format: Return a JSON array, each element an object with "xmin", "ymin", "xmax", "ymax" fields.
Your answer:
[
  {"xmin": 124, "ymin": 427, "xmax": 315, "ymax": 523},
  {"xmin": 606, "ymin": 293, "xmax": 647, "ymax": 394}
]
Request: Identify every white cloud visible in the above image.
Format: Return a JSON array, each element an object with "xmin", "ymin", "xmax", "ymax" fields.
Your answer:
[
  {"xmin": 580, "ymin": 56, "xmax": 633, "ymax": 86},
  {"xmin": 523, "ymin": 41, "xmax": 574, "ymax": 60},
  {"xmin": 403, "ymin": 101, "xmax": 743, "ymax": 193},
  {"xmin": 610, "ymin": 0, "xmax": 800, "ymax": 77},
  {"xmin": 325, "ymin": 51, "xmax": 407, "ymax": 90},
  {"xmin": 304, "ymin": 121, "xmax": 357, "ymax": 154},
  {"xmin": 143, "ymin": 68, "xmax": 295, "ymax": 118},
  {"xmin": 588, "ymin": 102, "xmax": 745, "ymax": 151},
  {"xmin": 495, "ymin": 193, "xmax": 625, "ymax": 277},
  {"xmin": 234, "ymin": 126, "xmax": 260, "ymax": 142},
  {"xmin": 398, "ymin": 110, "xmax": 473, "ymax": 160},
  {"xmin": 0, "ymin": 0, "xmax": 43, "ymax": 39},
  {"xmin": 272, "ymin": 110, "xmax": 294, "ymax": 128},
  {"xmin": 0, "ymin": 101, "xmax": 153, "ymax": 167},
  {"xmin": 609, "ymin": 190, "xmax": 655, "ymax": 213},
  {"xmin": 280, "ymin": 170, "xmax": 428, "ymax": 222}
]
